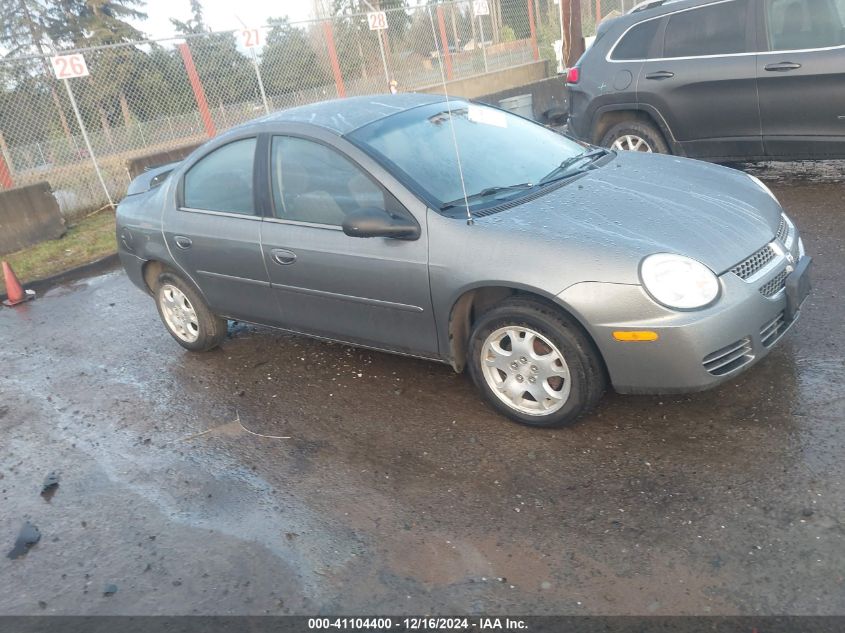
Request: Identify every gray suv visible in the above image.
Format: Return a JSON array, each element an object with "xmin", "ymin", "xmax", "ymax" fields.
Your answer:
[{"xmin": 566, "ymin": 0, "xmax": 845, "ymax": 160}]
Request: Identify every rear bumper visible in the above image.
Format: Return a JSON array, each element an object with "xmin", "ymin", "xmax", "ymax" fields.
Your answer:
[
  {"xmin": 119, "ymin": 250, "xmax": 150, "ymax": 295},
  {"xmin": 558, "ymin": 267, "xmax": 808, "ymax": 394}
]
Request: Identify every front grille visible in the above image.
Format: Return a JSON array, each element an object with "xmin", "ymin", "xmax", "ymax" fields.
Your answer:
[
  {"xmin": 760, "ymin": 311, "xmax": 787, "ymax": 347},
  {"xmin": 702, "ymin": 337, "xmax": 753, "ymax": 376},
  {"xmin": 776, "ymin": 217, "xmax": 788, "ymax": 244},
  {"xmin": 731, "ymin": 244, "xmax": 776, "ymax": 280},
  {"xmin": 759, "ymin": 268, "xmax": 789, "ymax": 298}
]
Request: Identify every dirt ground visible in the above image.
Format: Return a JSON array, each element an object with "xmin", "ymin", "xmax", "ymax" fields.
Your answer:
[{"xmin": 0, "ymin": 161, "xmax": 843, "ymax": 615}]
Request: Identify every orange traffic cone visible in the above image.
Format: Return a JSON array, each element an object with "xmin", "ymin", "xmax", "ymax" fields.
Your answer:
[{"xmin": 2, "ymin": 261, "xmax": 35, "ymax": 306}]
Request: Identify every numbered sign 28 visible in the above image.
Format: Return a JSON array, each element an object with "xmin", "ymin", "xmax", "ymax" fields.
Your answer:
[
  {"xmin": 50, "ymin": 54, "xmax": 89, "ymax": 79},
  {"xmin": 473, "ymin": 0, "xmax": 491, "ymax": 15},
  {"xmin": 367, "ymin": 11, "xmax": 388, "ymax": 30},
  {"xmin": 239, "ymin": 28, "xmax": 261, "ymax": 49}
]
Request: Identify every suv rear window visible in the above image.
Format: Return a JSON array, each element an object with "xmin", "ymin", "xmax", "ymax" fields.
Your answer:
[
  {"xmin": 663, "ymin": 0, "xmax": 749, "ymax": 57},
  {"xmin": 611, "ymin": 19, "xmax": 661, "ymax": 59}
]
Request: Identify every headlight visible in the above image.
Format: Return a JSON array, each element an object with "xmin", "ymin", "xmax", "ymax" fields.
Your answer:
[
  {"xmin": 640, "ymin": 253, "xmax": 720, "ymax": 310},
  {"xmin": 748, "ymin": 174, "xmax": 779, "ymax": 204}
]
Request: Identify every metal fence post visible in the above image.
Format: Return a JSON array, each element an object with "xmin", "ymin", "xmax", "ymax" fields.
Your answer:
[
  {"xmin": 62, "ymin": 78, "xmax": 114, "ymax": 208},
  {"xmin": 0, "ymin": 130, "xmax": 14, "ymax": 189},
  {"xmin": 527, "ymin": 0, "xmax": 540, "ymax": 61},
  {"xmin": 178, "ymin": 42, "xmax": 216, "ymax": 138},
  {"xmin": 436, "ymin": 5, "xmax": 454, "ymax": 81},
  {"xmin": 376, "ymin": 28, "xmax": 390, "ymax": 86},
  {"xmin": 477, "ymin": 12, "xmax": 489, "ymax": 73},
  {"xmin": 322, "ymin": 20, "xmax": 346, "ymax": 98},
  {"xmin": 249, "ymin": 48, "xmax": 270, "ymax": 115}
]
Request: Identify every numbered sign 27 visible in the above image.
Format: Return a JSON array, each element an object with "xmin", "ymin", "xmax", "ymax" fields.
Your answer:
[
  {"xmin": 50, "ymin": 54, "xmax": 89, "ymax": 79},
  {"xmin": 239, "ymin": 28, "xmax": 261, "ymax": 49},
  {"xmin": 473, "ymin": 0, "xmax": 491, "ymax": 15},
  {"xmin": 367, "ymin": 11, "xmax": 388, "ymax": 30}
]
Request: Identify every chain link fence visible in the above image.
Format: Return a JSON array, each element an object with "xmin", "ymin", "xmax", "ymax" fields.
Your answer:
[{"xmin": 0, "ymin": 0, "xmax": 586, "ymax": 217}]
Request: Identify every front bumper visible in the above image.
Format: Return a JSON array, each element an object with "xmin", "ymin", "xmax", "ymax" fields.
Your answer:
[{"xmin": 558, "ymin": 243, "xmax": 810, "ymax": 395}]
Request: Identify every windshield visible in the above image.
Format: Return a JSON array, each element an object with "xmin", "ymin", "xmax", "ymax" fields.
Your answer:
[{"xmin": 348, "ymin": 101, "xmax": 597, "ymax": 215}]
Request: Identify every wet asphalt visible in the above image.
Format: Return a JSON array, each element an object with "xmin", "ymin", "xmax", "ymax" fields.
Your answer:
[{"xmin": 0, "ymin": 161, "xmax": 843, "ymax": 616}]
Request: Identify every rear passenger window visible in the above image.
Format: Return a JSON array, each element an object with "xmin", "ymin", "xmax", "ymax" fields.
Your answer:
[
  {"xmin": 183, "ymin": 138, "xmax": 256, "ymax": 214},
  {"xmin": 663, "ymin": 0, "xmax": 749, "ymax": 57},
  {"xmin": 765, "ymin": 0, "xmax": 845, "ymax": 50},
  {"xmin": 611, "ymin": 19, "xmax": 661, "ymax": 60}
]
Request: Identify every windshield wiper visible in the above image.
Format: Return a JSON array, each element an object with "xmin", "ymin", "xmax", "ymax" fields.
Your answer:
[
  {"xmin": 538, "ymin": 148, "xmax": 610, "ymax": 186},
  {"xmin": 440, "ymin": 182, "xmax": 534, "ymax": 210}
]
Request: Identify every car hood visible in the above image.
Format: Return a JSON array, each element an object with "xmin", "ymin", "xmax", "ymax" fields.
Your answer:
[{"xmin": 480, "ymin": 152, "xmax": 781, "ymax": 278}]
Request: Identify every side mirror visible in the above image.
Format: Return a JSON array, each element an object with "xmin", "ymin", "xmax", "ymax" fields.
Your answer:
[{"xmin": 342, "ymin": 207, "xmax": 420, "ymax": 240}]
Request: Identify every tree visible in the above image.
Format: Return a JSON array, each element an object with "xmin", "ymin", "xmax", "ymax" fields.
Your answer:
[
  {"xmin": 46, "ymin": 0, "xmax": 147, "ymax": 47},
  {"xmin": 260, "ymin": 18, "xmax": 330, "ymax": 97},
  {"xmin": 171, "ymin": 0, "xmax": 258, "ymax": 108}
]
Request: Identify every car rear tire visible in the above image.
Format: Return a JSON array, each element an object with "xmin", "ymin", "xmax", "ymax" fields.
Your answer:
[
  {"xmin": 601, "ymin": 120, "xmax": 670, "ymax": 154},
  {"xmin": 154, "ymin": 271, "xmax": 227, "ymax": 352},
  {"xmin": 467, "ymin": 297, "xmax": 607, "ymax": 428}
]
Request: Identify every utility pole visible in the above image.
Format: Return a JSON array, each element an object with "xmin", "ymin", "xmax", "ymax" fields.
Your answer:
[{"xmin": 561, "ymin": 0, "xmax": 585, "ymax": 67}]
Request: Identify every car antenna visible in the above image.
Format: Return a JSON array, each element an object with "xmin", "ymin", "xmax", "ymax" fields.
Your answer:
[{"xmin": 427, "ymin": 5, "xmax": 474, "ymax": 226}]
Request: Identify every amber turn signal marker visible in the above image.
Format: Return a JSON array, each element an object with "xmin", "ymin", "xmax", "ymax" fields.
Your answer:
[{"xmin": 613, "ymin": 330, "xmax": 659, "ymax": 342}]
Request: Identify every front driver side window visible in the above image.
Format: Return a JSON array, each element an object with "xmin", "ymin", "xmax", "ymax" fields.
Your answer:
[
  {"xmin": 183, "ymin": 137, "xmax": 256, "ymax": 214},
  {"xmin": 271, "ymin": 136, "xmax": 386, "ymax": 226}
]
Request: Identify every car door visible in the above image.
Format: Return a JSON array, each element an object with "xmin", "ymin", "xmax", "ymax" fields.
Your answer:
[
  {"xmin": 637, "ymin": 0, "xmax": 763, "ymax": 159},
  {"xmin": 258, "ymin": 133, "xmax": 439, "ymax": 356},
  {"xmin": 756, "ymin": 0, "xmax": 845, "ymax": 157},
  {"xmin": 163, "ymin": 136, "xmax": 274, "ymax": 324}
]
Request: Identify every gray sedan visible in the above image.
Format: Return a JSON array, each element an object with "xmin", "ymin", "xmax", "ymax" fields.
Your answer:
[{"xmin": 116, "ymin": 94, "xmax": 812, "ymax": 427}]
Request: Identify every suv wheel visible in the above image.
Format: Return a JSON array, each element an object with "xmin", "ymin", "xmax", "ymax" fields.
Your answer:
[
  {"xmin": 467, "ymin": 297, "xmax": 607, "ymax": 428},
  {"xmin": 601, "ymin": 120, "xmax": 670, "ymax": 154},
  {"xmin": 154, "ymin": 271, "xmax": 227, "ymax": 351}
]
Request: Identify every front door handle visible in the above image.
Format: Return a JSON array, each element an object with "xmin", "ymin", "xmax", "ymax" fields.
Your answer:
[
  {"xmin": 645, "ymin": 70, "xmax": 675, "ymax": 80},
  {"xmin": 271, "ymin": 248, "xmax": 297, "ymax": 265},
  {"xmin": 174, "ymin": 236, "xmax": 192, "ymax": 249},
  {"xmin": 764, "ymin": 61, "xmax": 801, "ymax": 72}
]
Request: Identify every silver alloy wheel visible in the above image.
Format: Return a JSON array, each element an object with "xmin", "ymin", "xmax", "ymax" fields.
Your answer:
[
  {"xmin": 159, "ymin": 284, "xmax": 200, "ymax": 343},
  {"xmin": 480, "ymin": 326, "xmax": 572, "ymax": 416},
  {"xmin": 611, "ymin": 134, "xmax": 653, "ymax": 152}
]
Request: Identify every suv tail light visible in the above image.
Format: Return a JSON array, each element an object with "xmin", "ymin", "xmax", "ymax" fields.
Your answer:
[{"xmin": 566, "ymin": 67, "xmax": 580, "ymax": 84}]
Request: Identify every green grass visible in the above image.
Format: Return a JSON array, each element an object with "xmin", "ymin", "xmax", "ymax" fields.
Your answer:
[{"xmin": 1, "ymin": 210, "xmax": 117, "ymax": 295}]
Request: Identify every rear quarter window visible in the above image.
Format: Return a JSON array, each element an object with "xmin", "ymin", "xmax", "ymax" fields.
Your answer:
[{"xmin": 610, "ymin": 19, "xmax": 661, "ymax": 60}]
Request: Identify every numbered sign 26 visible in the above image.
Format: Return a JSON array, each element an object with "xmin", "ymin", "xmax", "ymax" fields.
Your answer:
[
  {"xmin": 473, "ymin": 0, "xmax": 491, "ymax": 15},
  {"xmin": 367, "ymin": 11, "xmax": 388, "ymax": 30},
  {"xmin": 239, "ymin": 28, "xmax": 261, "ymax": 49},
  {"xmin": 50, "ymin": 54, "xmax": 89, "ymax": 79}
]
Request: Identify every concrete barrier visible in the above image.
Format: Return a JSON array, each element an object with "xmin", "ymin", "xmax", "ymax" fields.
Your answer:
[
  {"xmin": 416, "ymin": 61, "xmax": 568, "ymax": 124},
  {"xmin": 125, "ymin": 142, "xmax": 202, "ymax": 180},
  {"xmin": 477, "ymin": 76, "xmax": 569, "ymax": 124},
  {"xmin": 0, "ymin": 182, "xmax": 66, "ymax": 256},
  {"xmin": 418, "ymin": 60, "xmax": 551, "ymax": 100}
]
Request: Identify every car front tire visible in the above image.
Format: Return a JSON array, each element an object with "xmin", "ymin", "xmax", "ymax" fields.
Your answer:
[
  {"xmin": 154, "ymin": 271, "xmax": 227, "ymax": 352},
  {"xmin": 601, "ymin": 120, "xmax": 670, "ymax": 154},
  {"xmin": 467, "ymin": 297, "xmax": 607, "ymax": 428}
]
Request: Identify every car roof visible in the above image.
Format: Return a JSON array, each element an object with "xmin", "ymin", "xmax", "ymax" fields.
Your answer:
[
  {"xmin": 632, "ymin": 0, "xmax": 735, "ymax": 16},
  {"xmin": 262, "ymin": 93, "xmax": 448, "ymax": 135}
]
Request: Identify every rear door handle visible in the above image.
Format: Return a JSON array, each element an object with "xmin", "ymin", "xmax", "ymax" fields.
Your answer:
[
  {"xmin": 645, "ymin": 70, "xmax": 675, "ymax": 80},
  {"xmin": 764, "ymin": 61, "xmax": 801, "ymax": 71},
  {"xmin": 174, "ymin": 236, "xmax": 192, "ymax": 249},
  {"xmin": 271, "ymin": 248, "xmax": 297, "ymax": 265}
]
